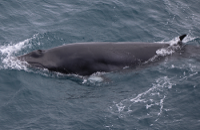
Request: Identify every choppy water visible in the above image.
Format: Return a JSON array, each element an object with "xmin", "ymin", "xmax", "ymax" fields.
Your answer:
[{"xmin": 0, "ymin": 0, "xmax": 200, "ymax": 129}]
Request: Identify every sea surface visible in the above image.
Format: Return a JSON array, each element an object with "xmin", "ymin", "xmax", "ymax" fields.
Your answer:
[{"xmin": 0, "ymin": 0, "xmax": 200, "ymax": 129}]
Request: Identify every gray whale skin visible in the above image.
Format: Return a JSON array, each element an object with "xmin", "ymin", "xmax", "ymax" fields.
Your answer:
[{"xmin": 18, "ymin": 34, "xmax": 187, "ymax": 75}]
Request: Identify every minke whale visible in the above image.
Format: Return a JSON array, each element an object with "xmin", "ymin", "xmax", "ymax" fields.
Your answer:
[{"xmin": 18, "ymin": 34, "xmax": 187, "ymax": 75}]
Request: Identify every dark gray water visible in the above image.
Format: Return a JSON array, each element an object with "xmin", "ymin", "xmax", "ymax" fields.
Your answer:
[{"xmin": 0, "ymin": 0, "xmax": 200, "ymax": 129}]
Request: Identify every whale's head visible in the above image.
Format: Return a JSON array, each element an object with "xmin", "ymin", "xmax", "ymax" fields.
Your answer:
[{"xmin": 18, "ymin": 49, "xmax": 46, "ymax": 68}]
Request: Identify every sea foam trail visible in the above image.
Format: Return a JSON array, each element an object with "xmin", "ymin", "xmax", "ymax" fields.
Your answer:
[{"xmin": 109, "ymin": 76, "xmax": 173, "ymax": 120}]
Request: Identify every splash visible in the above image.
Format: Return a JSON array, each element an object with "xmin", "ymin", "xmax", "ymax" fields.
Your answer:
[
  {"xmin": 146, "ymin": 35, "xmax": 196, "ymax": 63},
  {"xmin": 182, "ymin": 34, "xmax": 198, "ymax": 43},
  {"xmin": 156, "ymin": 34, "xmax": 196, "ymax": 45},
  {"xmin": 81, "ymin": 72, "xmax": 108, "ymax": 86},
  {"xmin": 0, "ymin": 34, "xmax": 38, "ymax": 70},
  {"xmin": 155, "ymin": 45, "xmax": 180, "ymax": 56}
]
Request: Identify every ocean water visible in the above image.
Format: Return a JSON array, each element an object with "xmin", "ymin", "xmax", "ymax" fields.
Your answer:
[{"xmin": 0, "ymin": 0, "xmax": 200, "ymax": 129}]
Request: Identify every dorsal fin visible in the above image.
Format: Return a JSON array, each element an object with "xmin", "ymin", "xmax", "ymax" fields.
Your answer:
[{"xmin": 179, "ymin": 34, "xmax": 187, "ymax": 41}]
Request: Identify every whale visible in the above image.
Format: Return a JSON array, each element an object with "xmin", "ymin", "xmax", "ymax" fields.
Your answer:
[{"xmin": 18, "ymin": 34, "xmax": 187, "ymax": 75}]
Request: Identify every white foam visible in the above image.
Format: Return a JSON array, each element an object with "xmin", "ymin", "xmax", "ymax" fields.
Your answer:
[
  {"xmin": 146, "ymin": 104, "xmax": 154, "ymax": 109},
  {"xmin": 156, "ymin": 34, "xmax": 196, "ymax": 45},
  {"xmin": 0, "ymin": 34, "xmax": 38, "ymax": 71},
  {"xmin": 155, "ymin": 36, "xmax": 179, "ymax": 45},
  {"xmin": 156, "ymin": 48, "xmax": 174, "ymax": 56},
  {"xmin": 129, "ymin": 76, "xmax": 172, "ymax": 115},
  {"xmin": 82, "ymin": 72, "xmax": 106, "ymax": 85},
  {"xmin": 116, "ymin": 102, "xmax": 125, "ymax": 112},
  {"xmin": 0, "ymin": 34, "xmax": 38, "ymax": 56},
  {"xmin": 158, "ymin": 96, "xmax": 165, "ymax": 115},
  {"xmin": 1, "ymin": 57, "xmax": 29, "ymax": 71},
  {"xmin": 109, "ymin": 76, "xmax": 173, "ymax": 119},
  {"xmin": 148, "ymin": 35, "xmax": 196, "ymax": 62},
  {"xmin": 143, "ymin": 36, "xmax": 182, "ymax": 64},
  {"xmin": 182, "ymin": 34, "xmax": 197, "ymax": 43},
  {"xmin": 88, "ymin": 75, "xmax": 104, "ymax": 83}
]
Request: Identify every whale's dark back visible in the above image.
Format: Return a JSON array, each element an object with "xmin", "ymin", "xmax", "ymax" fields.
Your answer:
[
  {"xmin": 18, "ymin": 35, "xmax": 187, "ymax": 75},
  {"xmin": 43, "ymin": 42, "xmax": 169, "ymax": 75}
]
